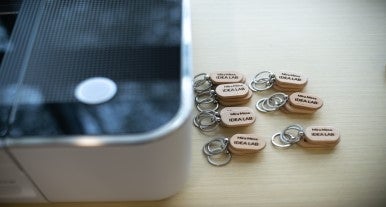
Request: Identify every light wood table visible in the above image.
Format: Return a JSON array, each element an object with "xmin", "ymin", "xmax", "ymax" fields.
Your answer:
[{"xmin": 8, "ymin": 0, "xmax": 386, "ymax": 206}]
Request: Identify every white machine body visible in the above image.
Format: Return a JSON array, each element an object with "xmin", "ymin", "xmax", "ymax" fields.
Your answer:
[{"xmin": 0, "ymin": 0, "xmax": 192, "ymax": 202}]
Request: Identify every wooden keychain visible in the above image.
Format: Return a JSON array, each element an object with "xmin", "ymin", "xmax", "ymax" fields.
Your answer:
[
  {"xmin": 271, "ymin": 124, "xmax": 340, "ymax": 148},
  {"xmin": 249, "ymin": 70, "xmax": 308, "ymax": 92},
  {"xmin": 297, "ymin": 126, "xmax": 341, "ymax": 148},
  {"xmin": 255, "ymin": 92, "xmax": 323, "ymax": 114},
  {"xmin": 195, "ymin": 83, "xmax": 253, "ymax": 111},
  {"xmin": 227, "ymin": 134, "xmax": 266, "ymax": 155},
  {"xmin": 193, "ymin": 71, "xmax": 252, "ymax": 111},
  {"xmin": 193, "ymin": 107, "xmax": 256, "ymax": 131},
  {"xmin": 202, "ymin": 134, "xmax": 266, "ymax": 166},
  {"xmin": 193, "ymin": 71, "xmax": 246, "ymax": 93}
]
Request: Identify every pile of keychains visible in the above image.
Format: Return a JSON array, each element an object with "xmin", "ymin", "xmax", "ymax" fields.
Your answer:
[
  {"xmin": 193, "ymin": 70, "xmax": 340, "ymax": 166},
  {"xmin": 193, "ymin": 71, "xmax": 255, "ymax": 132},
  {"xmin": 193, "ymin": 71, "xmax": 252, "ymax": 111}
]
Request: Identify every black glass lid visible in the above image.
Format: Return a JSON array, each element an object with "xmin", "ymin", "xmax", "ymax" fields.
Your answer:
[{"xmin": 0, "ymin": 0, "xmax": 182, "ymax": 138}]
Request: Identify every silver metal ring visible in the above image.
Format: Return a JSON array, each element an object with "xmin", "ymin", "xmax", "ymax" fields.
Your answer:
[
  {"xmin": 193, "ymin": 110, "xmax": 214, "ymax": 128},
  {"xmin": 193, "ymin": 110, "xmax": 217, "ymax": 127},
  {"xmin": 249, "ymin": 71, "xmax": 275, "ymax": 92},
  {"xmin": 195, "ymin": 90, "xmax": 216, "ymax": 104},
  {"xmin": 271, "ymin": 132, "xmax": 292, "ymax": 148},
  {"xmin": 193, "ymin": 110, "xmax": 220, "ymax": 131},
  {"xmin": 196, "ymin": 100, "xmax": 219, "ymax": 112},
  {"xmin": 193, "ymin": 73, "xmax": 209, "ymax": 83},
  {"xmin": 265, "ymin": 96, "xmax": 281, "ymax": 108},
  {"xmin": 256, "ymin": 98, "xmax": 269, "ymax": 112},
  {"xmin": 195, "ymin": 90, "xmax": 218, "ymax": 112},
  {"xmin": 266, "ymin": 93, "xmax": 288, "ymax": 108},
  {"xmin": 261, "ymin": 98, "xmax": 280, "ymax": 112},
  {"xmin": 252, "ymin": 71, "xmax": 274, "ymax": 82},
  {"xmin": 256, "ymin": 98, "xmax": 279, "ymax": 112},
  {"xmin": 193, "ymin": 73, "xmax": 212, "ymax": 93},
  {"xmin": 280, "ymin": 124, "xmax": 304, "ymax": 144},
  {"xmin": 203, "ymin": 138, "xmax": 228, "ymax": 156},
  {"xmin": 207, "ymin": 151, "xmax": 232, "ymax": 166},
  {"xmin": 249, "ymin": 79, "xmax": 274, "ymax": 92},
  {"xmin": 248, "ymin": 81, "xmax": 260, "ymax": 92},
  {"xmin": 255, "ymin": 93, "xmax": 288, "ymax": 113},
  {"xmin": 279, "ymin": 133, "xmax": 296, "ymax": 144}
]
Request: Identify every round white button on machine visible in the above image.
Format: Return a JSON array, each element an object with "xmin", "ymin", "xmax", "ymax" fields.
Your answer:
[{"xmin": 75, "ymin": 77, "xmax": 117, "ymax": 104}]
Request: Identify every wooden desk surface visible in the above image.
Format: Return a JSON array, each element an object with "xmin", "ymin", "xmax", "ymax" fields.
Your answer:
[{"xmin": 7, "ymin": 0, "xmax": 386, "ymax": 206}]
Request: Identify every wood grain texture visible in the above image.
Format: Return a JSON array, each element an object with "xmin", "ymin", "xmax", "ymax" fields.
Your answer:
[{"xmin": 6, "ymin": 0, "xmax": 386, "ymax": 206}]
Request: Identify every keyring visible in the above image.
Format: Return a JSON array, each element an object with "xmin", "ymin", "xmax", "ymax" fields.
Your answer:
[
  {"xmin": 195, "ymin": 90, "xmax": 219, "ymax": 112},
  {"xmin": 280, "ymin": 124, "xmax": 304, "ymax": 144},
  {"xmin": 195, "ymin": 90, "xmax": 216, "ymax": 103},
  {"xmin": 194, "ymin": 107, "xmax": 256, "ymax": 131},
  {"xmin": 203, "ymin": 134, "xmax": 266, "ymax": 166},
  {"xmin": 249, "ymin": 70, "xmax": 308, "ymax": 92},
  {"xmin": 255, "ymin": 93, "xmax": 289, "ymax": 112},
  {"xmin": 255, "ymin": 98, "xmax": 269, "ymax": 112},
  {"xmin": 271, "ymin": 124, "xmax": 340, "ymax": 149},
  {"xmin": 249, "ymin": 71, "xmax": 275, "ymax": 92},
  {"xmin": 255, "ymin": 92, "xmax": 322, "ymax": 114},
  {"xmin": 203, "ymin": 138, "xmax": 232, "ymax": 166},
  {"xmin": 271, "ymin": 124, "xmax": 304, "ymax": 148},
  {"xmin": 193, "ymin": 73, "xmax": 212, "ymax": 93},
  {"xmin": 193, "ymin": 110, "xmax": 220, "ymax": 131},
  {"xmin": 271, "ymin": 132, "xmax": 292, "ymax": 148},
  {"xmin": 266, "ymin": 93, "xmax": 288, "ymax": 108},
  {"xmin": 203, "ymin": 138, "xmax": 228, "ymax": 156},
  {"xmin": 207, "ymin": 152, "xmax": 232, "ymax": 166}
]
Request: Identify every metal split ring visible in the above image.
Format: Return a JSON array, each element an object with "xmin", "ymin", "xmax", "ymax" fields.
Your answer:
[
  {"xmin": 271, "ymin": 124, "xmax": 305, "ymax": 148},
  {"xmin": 249, "ymin": 71, "xmax": 276, "ymax": 92},
  {"xmin": 280, "ymin": 124, "xmax": 304, "ymax": 144},
  {"xmin": 203, "ymin": 138, "xmax": 229, "ymax": 156},
  {"xmin": 207, "ymin": 152, "xmax": 232, "ymax": 166},
  {"xmin": 255, "ymin": 93, "xmax": 288, "ymax": 112},
  {"xmin": 271, "ymin": 132, "xmax": 292, "ymax": 148},
  {"xmin": 203, "ymin": 138, "xmax": 232, "ymax": 166},
  {"xmin": 193, "ymin": 110, "xmax": 220, "ymax": 131},
  {"xmin": 193, "ymin": 73, "xmax": 212, "ymax": 93},
  {"xmin": 195, "ymin": 90, "xmax": 219, "ymax": 112}
]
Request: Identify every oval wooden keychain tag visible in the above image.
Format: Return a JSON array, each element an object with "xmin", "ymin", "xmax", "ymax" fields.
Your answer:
[
  {"xmin": 288, "ymin": 92, "xmax": 323, "ymax": 110},
  {"xmin": 209, "ymin": 71, "xmax": 244, "ymax": 85},
  {"xmin": 215, "ymin": 83, "xmax": 249, "ymax": 99},
  {"xmin": 275, "ymin": 71, "xmax": 308, "ymax": 88},
  {"xmin": 228, "ymin": 134, "xmax": 265, "ymax": 155},
  {"xmin": 304, "ymin": 126, "xmax": 340, "ymax": 144},
  {"xmin": 219, "ymin": 107, "xmax": 256, "ymax": 127}
]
